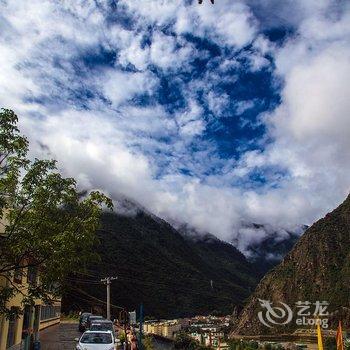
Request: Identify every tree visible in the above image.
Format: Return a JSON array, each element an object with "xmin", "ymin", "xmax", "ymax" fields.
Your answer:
[
  {"xmin": 324, "ymin": 337, "xmax": 337, "ymax": 350},
  {"xmin": 0, "ymin": 108, "xmax": 113, "ymax": 318},
  {"xmin": 228, "ymin": 340, "xmax": 260, "ymax": 350},
  {"xmin": 174, "ymin": 332, "xmax": 212, "ymax": 350},
  {"xmin": 143, "ymin": 335, "xmax": 155, "ymax": 350}
]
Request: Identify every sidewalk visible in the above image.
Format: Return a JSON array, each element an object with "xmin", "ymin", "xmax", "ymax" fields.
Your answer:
[{"xmin": 40, "ymin": 322, "xmax": 80, "ymax": 350}]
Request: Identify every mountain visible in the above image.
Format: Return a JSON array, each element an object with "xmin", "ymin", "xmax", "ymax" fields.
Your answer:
[
  {"xmin": 242, "ymin": 223, "xmax": 306, "ymax": 278},
  {"xmin": 232, "ymin": 194, "xmax": 350, "ymax": 335},
  {"xmin": 176, "ymin": 222, "xmax": 302, "ymax": 279},
  {"xmin": 62, "ymin": 208, "xmax": 258, "ymax": 319}
]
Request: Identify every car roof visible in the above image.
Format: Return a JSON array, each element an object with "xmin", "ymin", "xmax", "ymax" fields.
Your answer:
[
  {"xmin": 83, "ymin": 330, "xmax": 113, "ymax": 334},
  {"xmin": 91, "ymin": 319, "xmax": 112, "ymax": 324},
  {"xmin": 89, "ymin": 315, "xmax": 103, "ymax": 318}
]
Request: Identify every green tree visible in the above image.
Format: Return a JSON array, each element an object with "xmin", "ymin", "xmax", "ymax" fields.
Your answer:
[
  {"xmin": 324, "ymin": 337, "xmax": 336, "ymax": 350},
  {"xmin": 143, "ymin": 335, "xmax": 155, "ymax": 350},
  {"xmin": 0, "ymin": 108, "xmax": 112, "ymax": 318},
  {"xmin": 228, "ymin": 340, "xmax": 260, "ymax": 350},
  {"xmin": 174, "ymin": 332, "xmax": 212, "ymax": 350}
]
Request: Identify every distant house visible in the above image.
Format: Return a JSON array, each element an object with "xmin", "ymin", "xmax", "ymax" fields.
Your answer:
[{"xmin": 143, "ymin": 320, "xmax": 182, "ymax": 339}]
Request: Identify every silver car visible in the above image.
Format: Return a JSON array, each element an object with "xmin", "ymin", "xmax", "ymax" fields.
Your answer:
[
  {"xmin": 90, "ymin": 320, "xmax": 116, "ymax": 339},
  {"xmin": 75, "ymin": 331, "xmax": 117, "ymax": 350}
]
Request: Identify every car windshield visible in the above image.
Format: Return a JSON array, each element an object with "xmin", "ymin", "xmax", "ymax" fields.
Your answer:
[
  {"xmin": 90, "ymin": 323, "xmax": 113, "ymax": 332},
  {"xmin": 80, "ymin": 333, "xmax": 112, "ymax": 344},
  {"xmin": 89, "ymin": 316, "xmax": 103, "ymax": 321}
]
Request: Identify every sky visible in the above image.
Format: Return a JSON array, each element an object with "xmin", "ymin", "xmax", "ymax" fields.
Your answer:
[{"xmin": 0, "ymin": 0, "xmax": 350, "ymax": 252}]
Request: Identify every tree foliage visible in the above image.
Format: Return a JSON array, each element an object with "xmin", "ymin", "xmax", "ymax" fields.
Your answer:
[
  {"xmin": 174, "ymin": 332, "xmax": 212, "ymax": 350},
  {"xmin": 228, "ymin": 340, "xmax": 283, "ymax": 350},
  {"xmin": 142, "ymin": 335, "xmax": 155, "ymax": 350},
  {"xmin": 0, "ymin": 108, "xmax": 112, "ymax": 318}
]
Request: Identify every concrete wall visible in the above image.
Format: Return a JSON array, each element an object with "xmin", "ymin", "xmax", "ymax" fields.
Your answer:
[{"xmin": 39, "ymin": 316, "xmax": 61, "ymax": 331}]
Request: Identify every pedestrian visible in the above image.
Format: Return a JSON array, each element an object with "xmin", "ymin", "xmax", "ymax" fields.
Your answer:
[{"xmin": 130, "ymin": 332, "xmax": 138, "ymax": 350}]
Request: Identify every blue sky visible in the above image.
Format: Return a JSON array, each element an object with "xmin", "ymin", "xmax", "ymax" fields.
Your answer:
[{"xmin": 1, "ymin": 0, "xmax": 350, "ymax": 251}]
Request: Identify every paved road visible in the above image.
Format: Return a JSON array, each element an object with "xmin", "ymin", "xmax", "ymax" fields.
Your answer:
[
  {"xmin": 150, "ymin": 336, "xmax": 174, "ymax": 350},
  {"xmin": 39, "ymin": 322, "xmax": 173, "ymax": 350},
  {"xmin": 40, "ymin": 322, "xmax": 80, "ymax": 350}
]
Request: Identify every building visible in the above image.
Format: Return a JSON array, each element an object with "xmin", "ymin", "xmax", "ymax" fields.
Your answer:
[
  {"xmin": 190, "ymin": 332, "xmax": 203, "ymax": 344},
  {"xmin": 188, "ymin": 316, "xmax": 229, "ymax": 350},
  {"xmin": 0, "ymin": 219, "xmax": 61, "ymax": 350},
  {"xmin": 161, "ymin": 321, "xmax": 181, "ymax": 338},
  {"xmin": 0, "ymin": 266, "xmax": 61, "ymax": 350},
  {"xmin": 143, "ymin": 320, "xmax": 182, "ymax": 339},
  {"xmin": 189, "ymin": 329, "xmax": 227, "ymax": 349}
]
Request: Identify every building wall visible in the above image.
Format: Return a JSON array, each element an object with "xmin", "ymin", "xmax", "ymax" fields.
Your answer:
[
  {"xmin": 143, "ymin": 321, "xmax": 181, "ymax": 340},
  {"xmin": 0, "ymin": 274, "xmax": 26, "ymax": 350},
  {"xmin": 0, "ymin": 272, "xmax": 61, "ymax": 350},
  {"xmin": 162, "ymin": 323, "xmax": 181, "ymax": 338}
]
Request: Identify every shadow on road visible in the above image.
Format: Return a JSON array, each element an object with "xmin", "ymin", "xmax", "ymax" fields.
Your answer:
[{"xmin": 40, "ymin": 322, "xmax": 80, "ymax": 350}]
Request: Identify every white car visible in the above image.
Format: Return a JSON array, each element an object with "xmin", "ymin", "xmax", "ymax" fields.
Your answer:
[{"xmin": 75, "ymin": 331, "xmax": 117, "ymax": 350}]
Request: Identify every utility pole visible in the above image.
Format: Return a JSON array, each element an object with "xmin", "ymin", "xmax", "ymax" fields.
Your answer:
[
  {"xmin": 101, "ymin": 276, "xmax": 117, "ymax": 320},
  {"xmin": 138, "ymin": 303, "xmax": 143, "ymax": 350}
]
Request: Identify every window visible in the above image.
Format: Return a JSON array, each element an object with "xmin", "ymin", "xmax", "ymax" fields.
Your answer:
[
  {"xmin": 22, "ymin": 306, "xmax": 31, "ymax": 331},
  {"xmin": 6, "ymin": 308, "xmax": 17, "ymax": 348},
  {"xmin": 80, "ymin": 333, "xmax": 112, "ymax": 344},
  {"xmin": 27, "ymin": 265, "xmax": 37, "ymax": 286},
  {"xmin": 90, "ymin": 323, "xmax": 114, "ymax": 332},
  {"xmin": 13, "ymin": 268, "xmax": 23, "ymax": 284},
  {"xmin": 40, "ymin": 305, "xmax": 61, "ymax": 321}
]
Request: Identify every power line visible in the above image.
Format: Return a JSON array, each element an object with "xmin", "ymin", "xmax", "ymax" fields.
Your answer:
[
  {"xmin": 68, "ymin": 273, "xmax": 236, "ymax": 302},
  {"xmin": 81, "ymin": 260, "xmax": 246, "ymax": 291},
  {"xmin": 68, "ymin": 285, "xmax": 125, "ymax": 310}
]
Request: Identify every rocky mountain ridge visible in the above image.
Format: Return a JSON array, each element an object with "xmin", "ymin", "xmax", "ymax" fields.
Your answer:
[{"xmin": 232, "ymin": 194, "xmax": 350, "ymax": 335}]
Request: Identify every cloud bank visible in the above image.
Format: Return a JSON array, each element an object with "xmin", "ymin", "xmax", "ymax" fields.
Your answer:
[{"xmin": 0, "ymin": 0, "xmax": 349, "ymax": 251}]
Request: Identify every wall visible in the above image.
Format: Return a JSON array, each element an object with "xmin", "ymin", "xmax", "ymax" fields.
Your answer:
[{"xmin": 0, "ymin": 274, "xmax": 61, "ymax": 350}]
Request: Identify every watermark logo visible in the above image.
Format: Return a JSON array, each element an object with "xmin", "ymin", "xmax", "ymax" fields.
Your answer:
[
  {"xmin": 258, "ymin": 299, "xmax": 293, "ymax": 328},
  {"xmin": 258, "ymin": 299, "xmax": 329, "ymax": 329}
]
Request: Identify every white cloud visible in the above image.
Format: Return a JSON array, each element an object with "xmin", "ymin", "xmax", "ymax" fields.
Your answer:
[
  {"xmin": 245, "ymin": 5, "xmax": 350, "ymax": 228},
  {"xmin": 149, "ymin": 32, "xmax": 194, "ymax": 70},
  {"xmin": 207, "ymin": 91, "xmax": 230, "ymax": 117},
  {"xmin": 120, "ymin": 0, "xmax": 257, "ymax": 49},
  {"xmin": 235, "ymin": 100, "xmax": 255, "ymax": 115},
  {"xmin": 103, "ymin": 70, "xmax": 158, "ymax": 106},
  {"xmin": 1, "ymin": 0, "xmax": 350, "ymax": 254},
  {"xmin": 176, "ymin": 101, "xmax": 206, "ymax": 137},
  {"xmin": 176, "ymin": 1, "xmax": 257, "ymax": 48},
  {"xmin": 118, "ymin": 0, "xmax": 180, "ymax": 27},
  {"xmin": 21, "ymin": 110, "xmax": 158, "ymax": 201},
  {"xmin": 117, "ymin": 35, "xmax": 150, "ymax": 71}
]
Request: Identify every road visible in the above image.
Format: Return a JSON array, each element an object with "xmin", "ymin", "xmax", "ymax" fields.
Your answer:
[
  {"xmin": 39, "ymin": 321, "xmax": 173, "ymax": 350},
  {"xmin": 40, "ymin": 322, "xmax": 80, "ymax": 350},
  {"xmin": 150, "ymin": 336, "xmax": 174, "ymax": 350}
]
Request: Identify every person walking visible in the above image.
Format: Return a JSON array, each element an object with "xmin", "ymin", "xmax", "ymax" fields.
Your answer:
[{"xmin": 130, "ymin": 331, "xmax": 138, "ymax": 350}]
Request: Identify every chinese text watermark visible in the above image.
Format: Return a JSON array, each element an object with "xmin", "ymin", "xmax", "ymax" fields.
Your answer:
[{"xmin": 258, "ymin": 299, "xmax": 329, "ymax": 329}]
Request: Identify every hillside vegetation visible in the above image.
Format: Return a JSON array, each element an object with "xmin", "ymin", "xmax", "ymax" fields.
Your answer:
[{"xmin": 63, "ymin": 210, "xmax": 258, "ymax": 318}]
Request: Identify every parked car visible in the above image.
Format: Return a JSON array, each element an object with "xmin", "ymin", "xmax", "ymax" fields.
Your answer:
[
  {"xmin": 90, "ymin": 319, "xmax": 116, "ymax": 338},
  {"xmin": 86, "ymin": 315, "xmax": 104, "ymax": 330},
  {"xmin": 75, "ymin": 331, "xmax": 117, "ymax": 350},
  {"xmin": 78, "ymin": 312, "xmax": 92, "ymax": 332}
]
